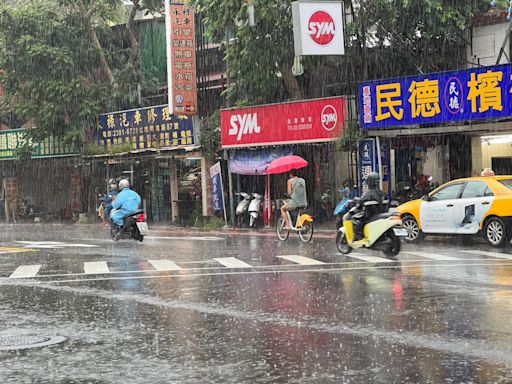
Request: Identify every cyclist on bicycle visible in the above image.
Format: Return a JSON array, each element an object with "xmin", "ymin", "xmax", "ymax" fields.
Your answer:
[{"xmin": 281, "ymin": 169, "xmax": 307, "ymax": 229}]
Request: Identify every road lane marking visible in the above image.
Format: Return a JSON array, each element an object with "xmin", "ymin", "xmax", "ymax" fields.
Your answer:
[
  {"xmin": 343, "ymin": 254, "xmax": 393, "ymax": 263},
  {"xmin": 36, "ymin": 261, "xmax": 512, "ymax": 284},
  {"xmin": 463, "ymin": 250, "xmax": 512, "ymax": 259},
  {"xmin": 147, "ymin": 236, "xmax": 224, "ymax": 241},
  {"xmin": 403, "ymin": 251, "xmax": 459, "ymax": 261},
  {"xmin": 15, "ymin": 241, "xmax": 98, "ymax": 249},
  {"xmin": 148, "ymin": 260, "xmax": 182, "ymax": 271},
  {"xmin": 278, "ymin": 255, "xmax": 325, "ymax": 265},
  {"xmin": 8, "ymin": 255, "xmax": 510, "ymax": 280},
  {"xmin": 84, "ymin": 262, "xmax": 110, "ymax": 274},
  {"xmin": 9, "ymin": 265, "xmax": 42, "ymax": 279},
  {"xmin": 213, "ymin": 257, "xmax": 252, "ymax": 268}
]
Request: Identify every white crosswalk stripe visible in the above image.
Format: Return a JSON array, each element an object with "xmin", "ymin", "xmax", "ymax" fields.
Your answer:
[
  {"xmin": 343, "ymin": 254, "xmax": 394, "ymax": 263},
  {"xmin": 463, "ymin": 250, "xmax": 512, "ymax": 259},
  {"xmin": 403, "ymin": 251, "xmax": 459, "ymax": 261},
  {"xmin": 148, "ymin": 260, "xmax": 182, "ymax": 271},
  {"xmin": 9, "ymin": 265, "xmax": 42, "ymax": 279},
  {"xmin": 84, "ymin": 261, "xmax": 110, "ymax": 274},
  {"xmin": 214, "ymin": 257, "xmax": 252, "ymax": 268},
  {"xmin": 277, "ymin": 255, "xmax": 325, "ymax": 265}
]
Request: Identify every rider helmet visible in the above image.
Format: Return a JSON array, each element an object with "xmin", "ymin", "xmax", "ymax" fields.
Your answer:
[
  {"xmin": 118, "ymin": 179, "xmax": 130, "ymax": 190},
  {"xmin": 366, "ymin": 172, "xmax": 380, "ymax": 190}
]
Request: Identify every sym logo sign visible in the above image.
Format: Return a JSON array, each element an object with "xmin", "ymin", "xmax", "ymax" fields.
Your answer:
[
  {"xmin": 292, "ymin": 1, "xmax": 344, "ymax": 56},
  {"xmin": 321, "ymin": 105, "xmax": 338, "ymax": 131},
  {"xmin": 308, "ymin": 11, "xmax": 336, "ymax": 46},
  {"xmin": 229, "ymin": 113, "xmax": 261, "ymax": 141}
]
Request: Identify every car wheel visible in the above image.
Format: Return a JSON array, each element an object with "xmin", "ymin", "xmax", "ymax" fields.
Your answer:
[
  {"xmin": 402, "ymin": 215, "xmax": 424, "ymax": 243},
  {"xmin": 484, "ymin": 217, "xmax": 508, "ymax": 247}
]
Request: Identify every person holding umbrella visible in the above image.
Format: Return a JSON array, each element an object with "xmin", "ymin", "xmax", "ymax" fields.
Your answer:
[{"xmin": 281, "ymin": 169, "xmax": 307, "ymax": 229}]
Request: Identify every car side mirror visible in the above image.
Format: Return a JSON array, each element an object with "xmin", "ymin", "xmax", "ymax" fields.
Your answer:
[{"xmin": 422, "ymin": 194, "xmax": 431, "ymax": 202}]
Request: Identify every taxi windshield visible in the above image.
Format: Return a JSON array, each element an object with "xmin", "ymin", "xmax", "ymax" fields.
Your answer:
[{"xmin": 499, "ymin": 179, "xmax": 512, "ymax": 190}]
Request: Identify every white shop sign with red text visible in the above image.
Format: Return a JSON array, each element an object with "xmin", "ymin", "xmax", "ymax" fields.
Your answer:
[
  {"xmin": 221, "ymin": 97, "xmax": 347, "ymax": 148},
  {"xmin": 292, "ymin": 1, "xmax": 344, "ymax": 56}
]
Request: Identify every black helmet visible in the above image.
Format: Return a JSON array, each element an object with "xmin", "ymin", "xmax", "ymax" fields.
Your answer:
[{"xmin": 366, "ymin": 172, "xmax": 380, "ymax": 189}]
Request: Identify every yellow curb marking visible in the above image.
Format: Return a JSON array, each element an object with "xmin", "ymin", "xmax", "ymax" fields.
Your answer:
[{"xmin": 0, "ymin": 247, "xmax": 37, "ymax": 253}]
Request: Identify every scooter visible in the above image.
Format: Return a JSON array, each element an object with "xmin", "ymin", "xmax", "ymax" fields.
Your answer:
[
  {"xmin": 235, "ymin": 192, "xmax": 251, "ymax": 227},
  {"xmin": 248, "ymin": 193, "xmax": 263, "ymax": 228},
  {"xmin": 110, "ymin": 209, "xmax": 148, "ymax": 242},
  {"xmin": 333, "ymin": 187, "xmax": 354, "ymax": 230},
  {"xmin": 336, "ymin": 199, "xmax": 406, "ymax": 257}
]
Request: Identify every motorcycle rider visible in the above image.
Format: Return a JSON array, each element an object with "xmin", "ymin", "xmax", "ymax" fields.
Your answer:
[
  {"xmin": 346, "ymin": 172, "xmax": 386, "ymax": 241},
  {"xmin": 111, "ymin": 179, "xmax": 141, "ymax": 230}
]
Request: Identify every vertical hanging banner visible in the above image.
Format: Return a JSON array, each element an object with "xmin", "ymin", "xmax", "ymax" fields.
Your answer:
[
  {"xmin": 358, "ymin": 138, "xmax": 392, "ymax": 197},
  {"xmin": 358, "ymin": 139, "xmax": 375, "ymax": 195},
  {"xmin": 210, "ymin": 162, "xmax": 227, "ymax": 225},
  {"xmin": 167, "ymin": 1, "xmax": 198, "ymax": 115}
]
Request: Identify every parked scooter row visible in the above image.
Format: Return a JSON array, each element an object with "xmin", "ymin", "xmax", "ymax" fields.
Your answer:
[
  {"xmin": 393, "ymin": 175, "xmax": 439, "ymax": 204},
  {"xmin": 235, "ymin": 192, "xmax": 263, "ymax": 228}
]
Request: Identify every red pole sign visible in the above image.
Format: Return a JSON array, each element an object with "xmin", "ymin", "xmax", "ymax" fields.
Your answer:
[{"xmin": 168, "ymin": 2, "xmax": 198, "ymax": 115}]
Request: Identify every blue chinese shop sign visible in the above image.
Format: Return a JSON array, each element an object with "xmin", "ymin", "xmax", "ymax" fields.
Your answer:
[
  {"xmin": 97, "ymin": 105, "xmax": 195, "ymax": 150},
  {"xmin": 360, "ymin": 64, "xmax": 512, "ymax": 129}
]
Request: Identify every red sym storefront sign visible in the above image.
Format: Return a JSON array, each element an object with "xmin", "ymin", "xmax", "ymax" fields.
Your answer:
[
  {"xmin": 221, "ymin": 97, "xmax": 347, "ymax": 148},
  {"xmin": 292, "ymin": 1, "xmax": 344, "ymax": 56}
]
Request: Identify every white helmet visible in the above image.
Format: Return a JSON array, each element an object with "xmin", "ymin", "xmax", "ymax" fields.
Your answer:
[{"xmin": 118, "ymin": 179, "xmax": 130, "ymax": 190}]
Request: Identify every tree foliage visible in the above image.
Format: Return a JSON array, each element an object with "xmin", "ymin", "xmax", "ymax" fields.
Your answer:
[
  {"xmin": 196, "ymin": 0, "xmax": 489, "ymax": 106},
  {"xmin": 0, "ymin": 1, "xmax": 109, "ymax": 147},
  {"xmin": 0, "ymin": 0, "xmax": 163, "ymax": 150}
]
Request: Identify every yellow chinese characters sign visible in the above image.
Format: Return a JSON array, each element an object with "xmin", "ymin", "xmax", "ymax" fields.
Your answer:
[{"xmin": 360, "ymin": 64, "xmax": 511, "ymax": 129}]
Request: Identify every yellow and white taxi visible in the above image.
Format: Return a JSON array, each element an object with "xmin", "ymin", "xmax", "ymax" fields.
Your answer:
[{"xmin": 397, "ymin": 176, "xmax": 512, "ymax": 246}]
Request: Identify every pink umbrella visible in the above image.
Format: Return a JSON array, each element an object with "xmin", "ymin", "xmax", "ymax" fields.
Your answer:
[{"xmin": 266, "ymin": 155, "xmax": 308, "ymax": 175}]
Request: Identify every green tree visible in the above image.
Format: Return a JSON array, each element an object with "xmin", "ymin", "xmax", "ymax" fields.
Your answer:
[
  {"xmin": 0, "ymin": 0, "xmax": 163, "ymax": 150},
  {"xmin": 196, "ymin": 0, "xmax": 489, "ymax": 105}
]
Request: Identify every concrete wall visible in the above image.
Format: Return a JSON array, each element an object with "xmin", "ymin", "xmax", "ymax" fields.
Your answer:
[
  {"xmin": 472, "ymin": 136, "xmax": 483, "ymax": 176},
  {"xmin": 481, "ymin": 141, "xmax": 512, "ymax": 169},
  {"xmin": 467, "ymin": 21, "xmax": 510, "ymax": 67},
  {"xmin": 423, "ymin": 146, "xmax": 444, "ymax": 185}
]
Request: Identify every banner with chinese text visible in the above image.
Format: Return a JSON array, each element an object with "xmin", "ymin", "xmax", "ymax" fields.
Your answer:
[
  {"xmin": 0, "ymin": 129, "xmax": 77, "ymax": 160},
  {"xmin": 97, "ymin": 105, "xmax": 195, "ymax": 150},
  {"xmin": 169, "ymin": 2, "xmax": 198, "ymax": 115},
  {"xmin": 358, "ymin": 138, "xmax": 391, "ymax": 197},
  {"xmin": 360, "ymin": 64, "xmax": 512, "ymax": 129}
]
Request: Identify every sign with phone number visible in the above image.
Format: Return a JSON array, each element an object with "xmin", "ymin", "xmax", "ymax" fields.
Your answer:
[
  {"xmin": 97, "ymin": 104, "xmax": 195, "ymax": 150},
  {"xmin": 360, "ymin": 64, "xmax": 512, "ymax": 129}
]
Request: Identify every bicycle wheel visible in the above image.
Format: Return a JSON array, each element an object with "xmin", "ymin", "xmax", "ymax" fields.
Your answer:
[
  {"xmin": 276, "ymin": 217, "xmax": 290, "ymax": 241},
  {"xmin": 298, "ymin": 220, "xmax": 314, "ymax": 243}
]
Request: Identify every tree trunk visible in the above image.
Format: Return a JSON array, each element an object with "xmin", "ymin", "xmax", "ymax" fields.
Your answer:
[
  {"xmin": 78, "ymin": 1, "xmax": 114, "ymax": 86},
  {"xmin": 127, "ymin": 0, "xmax": 141, "ymax": 66},
  {"xmin": 280, "ymin": 66, "xmax": 303, "ymax": 101}
]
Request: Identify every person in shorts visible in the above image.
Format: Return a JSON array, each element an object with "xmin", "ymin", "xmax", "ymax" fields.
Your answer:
[{"xmin": 281, "ymin": 169, "xmax": 307, "ymax": 229}]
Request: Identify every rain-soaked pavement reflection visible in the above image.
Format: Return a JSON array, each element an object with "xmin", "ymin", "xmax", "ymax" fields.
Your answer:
[{"xmin": 1, "ymin": 225, "xmax": 512, "ymax": 383}]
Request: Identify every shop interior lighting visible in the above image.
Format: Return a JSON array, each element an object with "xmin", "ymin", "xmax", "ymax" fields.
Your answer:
[{"xmin": 481, "ymin": 135, "xmax": 512, "ymax": 145}]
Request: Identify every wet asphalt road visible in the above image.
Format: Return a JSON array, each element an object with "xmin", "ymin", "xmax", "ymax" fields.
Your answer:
[{"xmin": 1, "ymin": 225, "xmax": 512, "ymax": 383}]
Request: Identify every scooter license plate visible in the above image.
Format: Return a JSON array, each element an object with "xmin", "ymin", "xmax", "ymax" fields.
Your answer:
[
  {"xmin": 393, "ymin": 228, "xmax": 408, "ymax": 237},
  {"xmin": 136, "ymin": 222, "xmax": 149, "ymax": 235}
]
